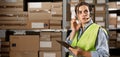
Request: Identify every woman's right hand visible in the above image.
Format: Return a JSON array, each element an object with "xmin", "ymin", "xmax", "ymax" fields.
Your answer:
[{"xmin": 71, "ymin": 19, "xmax": 81, "ymax": 32}]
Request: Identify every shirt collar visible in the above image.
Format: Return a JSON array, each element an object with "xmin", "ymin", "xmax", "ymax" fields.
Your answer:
[{"xmin": 81, "ymin": 18, "xmax": 93, "ymax": 31}]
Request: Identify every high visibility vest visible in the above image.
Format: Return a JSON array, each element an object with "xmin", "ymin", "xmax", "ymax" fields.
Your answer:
[{"xmin": 69, "ymin": 23, "xmax": 104, "ymax": 57}]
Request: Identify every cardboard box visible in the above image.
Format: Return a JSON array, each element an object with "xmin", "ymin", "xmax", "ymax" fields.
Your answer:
[
  {"xmin": 109, "ymin": 13, "xmax": 117, "ymax": 29},
  {"xmin": 108, "ymin": 2, "xmax": 117, "ymax": 10},
  {"xmin": 28, "ymin": 20, "xmax": 49, "ymax": 29},
  {"xmin": 117, "ymin": 21, "xmax": 120, "ymax": 28},
  {"xmin": 40, "ymin": 32, "xmax": 51, "ymax": 41},
  {"xmin": 109, "ymin": 31, "xmax": 117, "ymax": 40},
  {"xmin": 95, "ymin": 21, "xmax": 105, "ymax": 28},
  {"xmin": 1, "ymin": 48, "xmax": 10, "ymax": 52},
  {"xmin": 96, "ymin": 0, "xmax": 106, "ymax": 4},
  {"xmin": 117, "ymin": 16, "xmax": 120, "ymax": 21},
  {"xmin": 116, "ymin": 41, "xmax": 120, "ymax": 48},
  {"xmin": 39, "ymin": 51, "xmax": 61, "ymax": 57},
  {"xmin": 0, "ymin": 0, "xmax": 23, "ymax": 3},
  {"xmin": 10, "ymin": 35, "xmax": 39, "ymax": 51},
  {"xmin": 109, "ymin": 40, "xmax": 116, "ymax": 47},
  {"xmin": 83, "ymin": 0, "xmax": 95, "ymax": 4},
  {"xmin": 50, "ymin": 32, "xmax": 62, "ymax": 41},
  {"xmin": 117, "ymin": 2, "xmax": 120, "ymax": 9},
  {"xmin": 10, "ymin": 51, "xmax": 38, "ymax": 57},
  {"xmin": 95, "ymin": 13, "xmax": 105, "ymax": 22},
  {"xmin": 51, "ymin": 2, "xmax": 62, "ymax": 15},
  {"xmin": 28, "ymin": 2, "xmax": 51, "ymax": 11},
  {"xmin": 28, "ymin": 11, "xmax": 52, "ymax": 20},
  {"xmin": 0, "ymin": 25, "xmax": 28, "ymax": 30},
  {"xmin": 95, "ymin": 5, "xmax": 106, "ymax": 13},
  {"xmin": 50, "ymin": 20, "xmax": 62, "ymax": 29},
  {"xmin": 1, "ymin": 41, "xmax": 9, "ymax": 47},
  {"xmin": 40, "ymin": 41, "xmax": 61, "ymax": 51}
]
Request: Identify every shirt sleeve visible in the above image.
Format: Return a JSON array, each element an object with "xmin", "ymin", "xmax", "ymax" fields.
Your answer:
[{"xmin": 91, "ymin": 28, "xmax": 110, "ymax": 57}]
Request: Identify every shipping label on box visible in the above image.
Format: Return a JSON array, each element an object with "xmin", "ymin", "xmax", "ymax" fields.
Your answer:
[
  {"xmin": 32, "ymin": 22, "xmax": 44, "ymax": 28},
  {"xmin": 39, "ymin": 51, "xmax": 61, "ymax": 57},
  {"xmin": 40, "ymin": 41, "xmax": 52, "ymax": 48},
  {"xmin": 95, "ymin": 17, "xmax": 104, "ymax": 21},
  {"xmin": 40, "ymin": 41, "xmax": 61, "ymax": 51}
]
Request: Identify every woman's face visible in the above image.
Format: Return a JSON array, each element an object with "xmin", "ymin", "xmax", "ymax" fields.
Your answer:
[{"xmin": 77, "ymin": 5, "xmax": 90, "ymax": 24}]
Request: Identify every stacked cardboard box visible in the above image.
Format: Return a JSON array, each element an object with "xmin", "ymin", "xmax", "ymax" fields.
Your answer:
[
  {"xmin": 10, "ymin": 35, "xmax": 39, "ymax": 57},
  {"xmin": 39, "ymin": 32, "xmax": 62, "ymax": 57},
  {"xmin": 50, "ymin": 2, "xmax": 62, "ymax": 29},
  {"xmin": 0, "ymin": 38, "xmax": 9, "ymax": 57},
  {"xmin": 109, "ymin": 31, "xmax": 117, "ymax": 47},
  {"xmin": 95, "ymin": 4, "xmax": 106, "ymax": 28},
  {"xmin": 0, "ymin": 0, "xmax": 28, "ymax": 29},
  {"xmin": 109, "ymin": 13, "xmax": 117, "ymax": 29},
  {"xmin": 28, "ymin": 2, "xmax": 62, "ymax": 29},
  {"xmin": 117, "ymin": 33, "xmax": 120, "ymax": 48}
]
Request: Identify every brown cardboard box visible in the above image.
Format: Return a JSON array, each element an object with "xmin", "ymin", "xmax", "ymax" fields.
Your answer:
[
  {"xmin": 28, "ymin": 11, "xmax": 52, "ymax": 20},
  {"xmin": 95, "ymin": 21, "xmax": 105, "ymax": 28},
  {"xmin": 0, "ymin": 0, "xmax": 23, "ymax": 3},
  {"xmin": 40, "ymin": 41, "xmax": 61, "ymax": 51},
  {"xmin": 1, "ymin": 48, "xmax": 10, "ymax": 52},
  {"xmin": 96, "ymin": 0, "xmax": 106, "ymax": 4},
  {"xmin": 109, "ymin": 13, "xmax": 117, "ymax": 29},
  {"xmin": 28, "ymin": 2, "xmax": 51, "ymax": 11},
  {"xmin": 39, "ymin": 51, "xmax": 61, "ymax": 57},
  {"xmin": 0, "ymin": 8, "xmax": 23, "ymax": 12},
  {"xmin": 83, "ymin": 0, "xmax": 95, "ymax": 4},
  {"xmin": 50, "ymin": 20, "xmax": 62, "ymax": 29},
  {"xmin": 1, "ymin": 41, "xmax": 9, "ymax": 47},
  {"xmin": 108, "ymin": 2, "xmax": 117, "ymax": 10},
  {"xmin": 95, "ymin": 13, "xmax": 105, "ymax": 22},
  {"xmin": 51, "ymin": 2, "xmax": 63, "ymax": 21},
  {"xmin": 27, "ymin": 20, "xmax": 49, "ymax": 29},
  {"xmin": 51, "ymin": 32, "xmax": 62, "ymax": 41},
  {"xmin": 0, "ymin": 25, "xmax": 28, "ymax": 30},
  {"xmin": 51, "ymin": 2, "xmax": 62, "ymax": 15},
  {"xmin": 40, "ymin": 32, "xmax": 51, "ymax": 41},
  {"xmin": 70, "ymin": 0, "xmax": 80, "ymax": 2},
  {"xmin": 10, "ymin": 51, "xmax": 38, "ymax": 57},
  {"xmin": 117, "ymin": 2, "xmax": 120, "ymax": 9},
  {"xmin": 109, "ymin": 40, "xmax": 116, "ymax": 47},
  {"xmin": 51, "ymin": 15, "xmax": 62, "ymax": 21},
  {"xmin": 40, "ymin": 32, "xmax": 62, "ymax": 41},
  {"xmin": 117, "ymin": 21, "xmax": 120, "ymax": 28},
  {"xmin": 116, "ymin": 41, "xmax": 120, "ymax": 48},
  {"xmin": 109, "ymin": 31, "xmax": 117, "ymax": 40},
  {"xmin": 10, "ymin": 35, "xmax": 39, "ymax": 51},
  {"xmin": 95, "ymin": 5, "xmax": 106, "ymax": 13},
  {"xmin": 0, "ymin": 2, "xmax": 23, "ymax": 12}
]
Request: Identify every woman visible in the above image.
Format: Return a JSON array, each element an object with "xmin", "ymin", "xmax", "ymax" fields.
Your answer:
[{"xmin": 66, "ymin": 2, "xmax": 109, "ymax": 57}]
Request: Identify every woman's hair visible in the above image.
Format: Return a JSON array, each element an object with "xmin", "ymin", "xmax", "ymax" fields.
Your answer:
[{"xmin": 75, "ymin": 2, "xmax": 92, "ymax": 14}]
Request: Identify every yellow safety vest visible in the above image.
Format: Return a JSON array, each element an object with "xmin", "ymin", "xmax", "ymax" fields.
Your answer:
[{"xmin": 69, "ymin": 23, "xmax": 104, "ymax": 57}]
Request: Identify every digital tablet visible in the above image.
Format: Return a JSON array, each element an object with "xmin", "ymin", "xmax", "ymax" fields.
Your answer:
[{"xmin": 56, "ymin": 40, "xmax": 73, "ymax": 48}]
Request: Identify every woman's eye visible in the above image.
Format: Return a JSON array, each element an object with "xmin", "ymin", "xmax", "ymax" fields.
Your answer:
[{"xmin": 84, "ymin": 10, "xmax": 88, "ymax": 13}]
